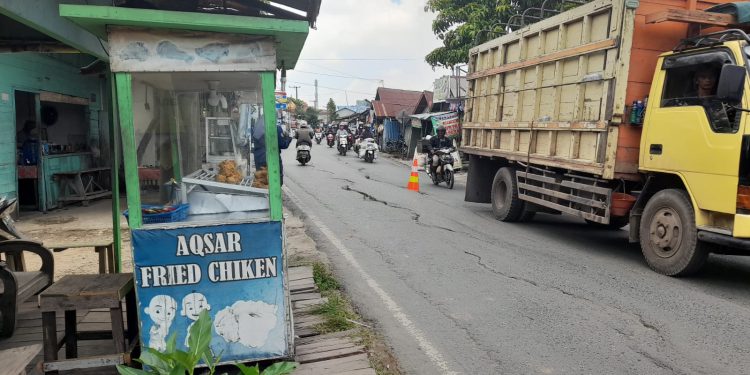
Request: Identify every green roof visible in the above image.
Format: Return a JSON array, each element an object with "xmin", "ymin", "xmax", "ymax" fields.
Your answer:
[{"xmin": 59, "ymin": 4, "xmax": 309, "ymax": 69}]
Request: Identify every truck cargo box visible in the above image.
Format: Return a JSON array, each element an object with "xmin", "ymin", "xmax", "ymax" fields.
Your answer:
[{"xmin": 461, "ymin": 0, "xmax": 730, "ymax": 181}]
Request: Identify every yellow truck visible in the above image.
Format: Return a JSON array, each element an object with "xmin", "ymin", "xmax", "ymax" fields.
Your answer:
[{"xmin": 461, "ymin": 0, "xmax": 750, "ymax": 275}]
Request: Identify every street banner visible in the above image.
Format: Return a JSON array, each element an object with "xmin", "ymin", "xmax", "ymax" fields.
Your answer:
[
  {"xmin": 275, "ymin": 92, "xmax": 288, "ymax": 110},
  {"xmin": 131, "ymin": 221, "xmax": 291, "ymax": 363},
  {"xmin": 431, "ymin": 112, "xmax": 460, "ymax": 138}
]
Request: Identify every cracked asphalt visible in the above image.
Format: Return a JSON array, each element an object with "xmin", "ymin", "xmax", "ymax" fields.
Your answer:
[{"xmin": 282, "ymin": 146, "xmax": 750, "ymax": 375}]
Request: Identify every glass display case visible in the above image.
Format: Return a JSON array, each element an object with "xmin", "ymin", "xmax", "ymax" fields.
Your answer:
[{"xmin": 129, "ymin": 72, "xmax": 271, "ymax": 224}]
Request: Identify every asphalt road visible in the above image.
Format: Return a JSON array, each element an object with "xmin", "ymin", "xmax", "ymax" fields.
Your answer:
[{"xmin": 281, "ymin": 143, "xmax": 750, "ymax": 375}]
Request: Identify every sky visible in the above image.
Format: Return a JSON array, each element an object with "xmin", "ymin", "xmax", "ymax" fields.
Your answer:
[{"xmin": 283, "ymin": 0, "xmax": 453, "ymax": 109}]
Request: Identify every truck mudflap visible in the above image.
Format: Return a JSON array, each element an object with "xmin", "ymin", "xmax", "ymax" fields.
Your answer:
[{"xmin": 698, "ymin": 231, "xmax": 750, "ymax": 253}]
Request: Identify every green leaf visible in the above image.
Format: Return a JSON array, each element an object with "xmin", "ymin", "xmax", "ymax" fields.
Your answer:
[
  {"xmin": 261, "ymin": 362, "xmax": 298, "ymax": 375},
  {"xmin": 167, "ymin": 364, "xmax": 187, "ymax": 375},
  {"xmin": 188, "ymin": 310, "xmax": 213, "ymax": 359},
  {"xmin": 235, "ymin": 363, "xmax": 260, "ymax": 375},
  {"xmin": 170, "ymin": 350, "xmax": 195, "ymax": 372},
  {"xmin": 166, "ymin": 333, "xmax": 178, "ymax": 354},
  {"xmin": 116, "ymin": 365, "xmax": 152, "ymax": 375},
  {"xmin": 138, "ymin": 348, "xmax": 172, "ymax": 372}
]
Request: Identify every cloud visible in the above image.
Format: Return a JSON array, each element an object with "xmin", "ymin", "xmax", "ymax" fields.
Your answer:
[{"xmin": 286, "ymin": 0, "xmax": 452, "ymax": 107}]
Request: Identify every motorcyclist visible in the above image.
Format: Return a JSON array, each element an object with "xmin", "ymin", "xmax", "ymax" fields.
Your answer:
[
  {"xmin": 359, "ymin": 126, "xmax": 375, "ymax": 141},
  {"xmin": 336, "ymin": 124, "xmax": 349, "ymax": 146},
  {"xmin": 295, "ymin": 123, "xmax": 314, "ymax": 147},
  {"xmin": 429, "ymin": 125, "xmax": 453, "ymax": 176}
]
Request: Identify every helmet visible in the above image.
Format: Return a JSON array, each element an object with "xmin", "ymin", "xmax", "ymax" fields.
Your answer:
[
  {"xmin": 300, "ymin": 123, "xmax": 309, "ymax": 128},
  {"xmin": 437, "ymin": 125, "xmax": 446, "ymax": 136}
]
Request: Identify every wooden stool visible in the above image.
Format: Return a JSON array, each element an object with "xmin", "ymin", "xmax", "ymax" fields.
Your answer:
[{"xmin": 39, "ymin": 274, "xmax": 137, "ymax": 373}]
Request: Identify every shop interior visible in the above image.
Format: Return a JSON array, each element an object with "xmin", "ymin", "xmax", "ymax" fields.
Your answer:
[
  {"xmin": 15, "ymin": 90, "xmax": 107, "ymax": 213},
  {"xmin": 131, "ymin": 71, "xmax": 271, "ymax": 225}
]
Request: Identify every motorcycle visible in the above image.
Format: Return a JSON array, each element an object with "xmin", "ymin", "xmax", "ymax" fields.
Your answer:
[
  {"xmin": 347, "ymin": 134, "xmax": 354, "ymax": 150},
  {"xmin": 357, "ymin": 138, "xmax": 379, "ymax": 163},
  {"xmin": 296, "ymin": 144, "xmax": 312, "ymax": 166},
  {"xmin": 427, "ymin": 147, "xmax": 456, "ymax": 189},
  {"xmin": 314, "ymin": 132, "xmax": 323, "ymax": 145},
  {"xmin": 326, "ymin": 133, "xmax": 335, "ymax": 148},
  {"xmin": 338, "ymin": 135, "xmax": 348, "ymax": 156}
]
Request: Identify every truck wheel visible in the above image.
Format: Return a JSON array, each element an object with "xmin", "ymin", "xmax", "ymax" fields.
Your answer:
[
  {"xmin": 639, "ymin": 189, "xmax": 708, "ymax": 276},
  {"xmin": 491, "ymin": 167, "xmax": 525, "ymax": 222},
  {"xmin": 585, "ymin": 216, "xmax": 629, "ymax": 229}
]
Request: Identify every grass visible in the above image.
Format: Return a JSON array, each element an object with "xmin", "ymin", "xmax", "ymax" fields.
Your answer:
[
  {"xmin": 313, "ymin": 262, "xmax": 339, "ymax": 292},
  {"xmin": 311, "ymin": 262, "xmax": 354, "ymax": 333},
  {"xmin": 310, "ymin": 262, "xmax": 401, "ymax": 375}
]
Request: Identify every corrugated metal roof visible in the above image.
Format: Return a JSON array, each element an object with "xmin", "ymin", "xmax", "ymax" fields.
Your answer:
[{"xmin": 373, "ymin": 87, "xmax": 424, "ymax": 118}]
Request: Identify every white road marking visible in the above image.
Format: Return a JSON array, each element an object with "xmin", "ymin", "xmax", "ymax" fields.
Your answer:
[{"xmin": 284, "ymin": 185, "xmax": 458, "ymax": 375}]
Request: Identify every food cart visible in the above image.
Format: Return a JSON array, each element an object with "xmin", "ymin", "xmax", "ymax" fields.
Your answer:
[{"xmin": 60, "ymin": 4, "xmax": 313, "ymax": 363}]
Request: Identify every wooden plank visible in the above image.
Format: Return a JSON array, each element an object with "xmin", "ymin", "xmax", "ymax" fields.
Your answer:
[
  {"xmin": 645, "ymin": 8, "xmax": 735, "ymax": 26},
  {"xmin": 293, "ymin": 298, "xmax": 327, "ymax": 310},
  {"xmin": 0, "ymin": 344, "xmax": 42, "ymax": 375},
  {"xmin": 297, "ymin": 346, "xmax": 365, "ymax": 363},
  {"xmin": 467, "ymin": 39, "xmax": 617, "ymax": 80},
  {"xmin": 291, "ymin": 292, "xmax": 322, "ymax": 302},
  {"xmin": 334, "ymin": 369, "xmax": 377, "ymax": 375},
  {"xmin": 295, "ymin": 330, "xmax": 359, "ymax": 346},
  {"xmin": 297, "ymin": 337, "xmax": 353, "ymax": 352},
  {"xmin": 297, "ymin": 340, "xmax": 359, "ymax": 356},
  {"xmin": 295, "ymin": 327, "xmax": 318, "ymax": 338},
  {"xmin": 295, "ymin": 354, "xmax": 370, "ymax": 374},
  {"xmin": 43, "ymin": 353, "xmax": 127, "ymax": 372}
]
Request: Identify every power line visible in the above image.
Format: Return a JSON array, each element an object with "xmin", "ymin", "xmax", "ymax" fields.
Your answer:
[
  {"xmin": 292, "ymin": 70, "xmax": 382, "ymax": 82},
  {"xmin": 288, "ymin": 80, "xmax": 374, "ymax": 96},
  {"xmin": 299, "ymin": 58, "xmax": 419, "ymax": 61}
]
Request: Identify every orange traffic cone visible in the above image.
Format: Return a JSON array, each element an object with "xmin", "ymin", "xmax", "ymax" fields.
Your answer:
[{"xmin": 407, "ymin": 156, "xmax": 420, "ymax": 192}]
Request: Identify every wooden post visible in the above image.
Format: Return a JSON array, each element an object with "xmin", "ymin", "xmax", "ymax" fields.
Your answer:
[
  {"xmin": 261, "ymin": 72, "xmax": 282, "ymax": 221},
  {"xmin": 109, "ymin": 74, "xmax": 122, "ymax": 272},
  {"xmin": 115, "ymin": 73, "xmax": 143, "ymax": 229}
]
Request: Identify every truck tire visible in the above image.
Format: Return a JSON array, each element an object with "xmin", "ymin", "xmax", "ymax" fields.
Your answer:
[
  {"xmin": 639, "ymin": 189, "xmax": 708, "ymax": 276},
  {"xmin": 491, "ymin": 167, "xmax": 525, "ymax": 222}
]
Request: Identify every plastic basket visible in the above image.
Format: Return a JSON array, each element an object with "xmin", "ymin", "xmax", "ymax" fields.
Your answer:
[{"xmin": 123, "ymin": 204, "xmax": 190, "ymax": 224}]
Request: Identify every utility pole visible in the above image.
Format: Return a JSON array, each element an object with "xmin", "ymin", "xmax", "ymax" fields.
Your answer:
[
  {"xmin": 314, "ymin": 79, "xmax": 319, "ymax": 110},
  {"xmin": 289, "ymin": 85, "xmax": 301, "ymax": 99}
]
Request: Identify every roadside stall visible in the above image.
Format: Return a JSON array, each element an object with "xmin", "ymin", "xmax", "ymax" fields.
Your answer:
[{"xmin": 60, "ymin": 5, "xmax": 312, "ymax": 364}]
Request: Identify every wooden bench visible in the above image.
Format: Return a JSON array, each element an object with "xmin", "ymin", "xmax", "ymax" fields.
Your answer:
[
  {"xmin": 54, "ymin": 167, "xmax": 111, "ymax": 208},
  {"xmin": 0, "ymin": 344, "xmax": 43, "ymax": 375},
  {"xmin": 0, "ymin": 240, "xmax": 54, "ymax": 338},
  {"xmin": 44, "ymin": 241, "xmax": 115, "ymax": 274}
]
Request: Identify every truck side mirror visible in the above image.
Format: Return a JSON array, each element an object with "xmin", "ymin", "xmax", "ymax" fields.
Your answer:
[{"xmin": 717, "ymin": 64, "xmax": 746, "ymax": 103}]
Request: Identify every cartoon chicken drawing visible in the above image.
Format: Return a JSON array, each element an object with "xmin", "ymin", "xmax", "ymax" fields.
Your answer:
[{"xmin": 214, "ymin": 300, "xmax": 278, "ymax": 348}]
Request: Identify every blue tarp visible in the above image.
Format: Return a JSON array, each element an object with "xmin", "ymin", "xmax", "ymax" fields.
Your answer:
[
  {"xmin": 708, "ymin": 2, "xmax": 750, "ymax": 24},
  {"xmin": 383, "ymin": 118, "xmax": 401, "ymax": 142}
]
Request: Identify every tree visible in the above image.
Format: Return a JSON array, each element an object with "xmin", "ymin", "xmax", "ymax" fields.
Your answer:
[
  {"xmin": 326, "ymin": 98, "xmax": 338, "ymax": 123},
  {"xmin": 304, "ymin": 107, "xmax": 320, "ymax": 128},
  {"xmin": 424, "ymin": 0, "xmax": 583, "ymax": 69},
  {"xmin": 288, "ymin": 97, "xmax": 306, "ymax": 118}
]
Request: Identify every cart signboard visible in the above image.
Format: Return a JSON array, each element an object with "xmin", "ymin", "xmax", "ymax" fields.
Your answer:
[{"xmin": 131, "ymin": 221, "xmax": 291, "ymax": 362}]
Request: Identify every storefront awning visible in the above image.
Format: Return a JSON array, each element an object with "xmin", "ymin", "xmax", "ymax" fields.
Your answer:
[
  {"xmin": 409, "ymin": 111, "xmax": 452, "ymax": 121},
  {"xmin": 59, "ymin": 5, "xmax": 309, "ymax": 69}
]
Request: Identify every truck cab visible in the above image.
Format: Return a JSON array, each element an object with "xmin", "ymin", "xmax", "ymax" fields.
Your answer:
[{"xmin": 636, "ymin": 31, "xmax": 750, "ymax": 274}]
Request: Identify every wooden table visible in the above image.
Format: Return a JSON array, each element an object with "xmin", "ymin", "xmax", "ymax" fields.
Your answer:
[
  {"xmin": 44, "ymin": 241, "xmax": 115, "ymax": 274},
  {"xmin": 0, "ymin": 344, "xmax": 42, "ymax": 375},
  {"xmin": 54, "ymin": 167, "xmax": 111, "ymax": 207},
  {"xmin": 39, "ymin": 274, "xmax": 137, "ymax": 373}
]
